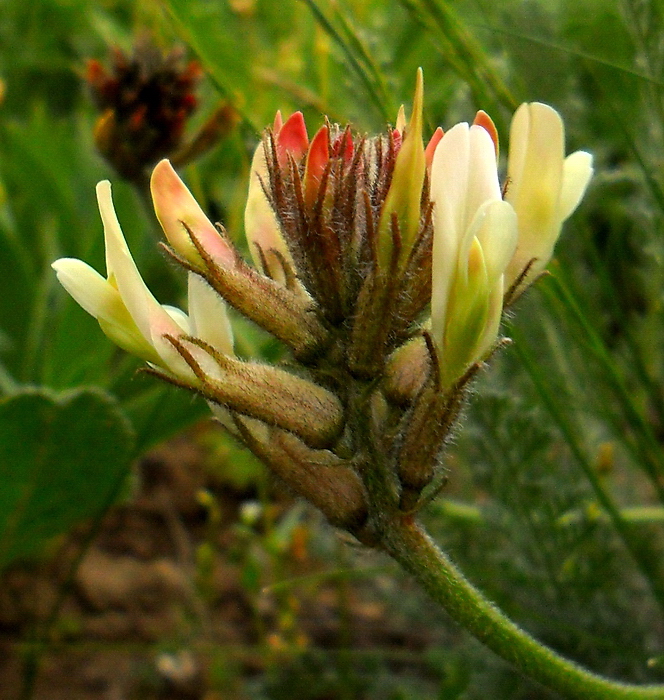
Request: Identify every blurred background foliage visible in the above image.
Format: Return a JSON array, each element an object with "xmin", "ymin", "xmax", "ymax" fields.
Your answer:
[{"xmin": 1, "ymin": 0, "xmax": 664, "ymax": 697}]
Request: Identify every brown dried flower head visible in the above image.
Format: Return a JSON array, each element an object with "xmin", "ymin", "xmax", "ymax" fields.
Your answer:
[{"xmin": 86, "ymin": 38, "xmax": 237, "ymax": 186}]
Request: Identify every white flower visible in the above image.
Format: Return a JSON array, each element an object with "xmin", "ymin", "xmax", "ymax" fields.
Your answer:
[
  {"xmin": 430, "ymin": 122, "xmax": 518, "ymax": 389},
  {"xmin": 51, "ymin": 256, "xmax": 163, "ymax": 364},
  {"xmin": 52, "ymin": 181, "xmax": 234, "ymax": 380}
]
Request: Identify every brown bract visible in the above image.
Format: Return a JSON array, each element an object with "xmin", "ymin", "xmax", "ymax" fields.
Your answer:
[{"xmin": 261, "ymin": 122, "xmax": 434, "ymax": 377}]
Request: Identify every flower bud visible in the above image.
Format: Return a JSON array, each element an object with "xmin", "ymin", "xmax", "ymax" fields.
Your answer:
[
  {"xmin": 383, "ymin": 336, "xmax": 431, "ymax": 406},
  {"xmin": 377, "ymin": 68, "xmax": 426, "ymax": 270},
  {"xmin": 151, "ymin": 159, "xmax": 236, "ymax": 270},
  {"xmin": 151, "ymin": 159, "xmax": 329, "ymax": 359},
  {"xmin": 167, "ymin": 337, "xmax": 344, "ymax": 449},
  {"xmin": 396, "ymin": 380, "xmax": 464, "ymax": 511},
  {"xmin": 244, "ymin": 111, "xmax": 310, "ymax": 281},
  {"xmin": 473, "ymin": 110, "xmax": 499, "ymax": 157},
  {"xmin": 237, "ymin": 420, "xmax": 368, "ymax": 532}
]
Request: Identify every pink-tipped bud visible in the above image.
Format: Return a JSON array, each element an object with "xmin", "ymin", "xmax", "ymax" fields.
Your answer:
[
  {"xmin": 473, "ymin": 110, "xmax": 499, "ymax": 158},
  {"xmin": 151, "ymin": 159, "xmax": 235, "ymax": 269},
  {"xmin": 332, "ymin": 127, "xmax": 355, "ymax": 163},
  {"xmin": 272, "ymin": 110, "xmax": 284, "ymax": 133},
  {"xmin": 425, "ymin": 127, "xmax": 444, "ymax": 171},
  {"xmin": 304, "ymin": 125, "xmax": 330, "ymax": 205},
  {"xmin": 391, "ymin": 127, "xmax": 403, "ymax": 153},
  {"xmin": 275, "ymin": 111, "xmax": 309, "ymax": 165},
  {"xmin": 395, "ymin": 104, "xmax": 407, "ymax": 133}
]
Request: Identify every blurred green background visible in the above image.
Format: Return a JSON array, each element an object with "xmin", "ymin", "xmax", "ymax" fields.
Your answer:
[{"xmin": 1, "ymin": 0, "xmax": 664, "ymax": 698}]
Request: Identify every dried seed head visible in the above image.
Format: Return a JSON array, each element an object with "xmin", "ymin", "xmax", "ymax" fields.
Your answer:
[{"xmin": 86, "ymin": 37, "xmax": 236, "ymax": 184}]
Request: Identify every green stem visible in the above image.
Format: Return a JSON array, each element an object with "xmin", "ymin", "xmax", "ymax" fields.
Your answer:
[{"xmin": 379, "ymin": 516, "xmax": 664, "ymax": 700}]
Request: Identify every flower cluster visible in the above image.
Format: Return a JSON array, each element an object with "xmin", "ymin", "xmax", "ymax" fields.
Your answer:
[{"xmin": 54, "ymin": 72, "xmax": 592, "ymax": 540}]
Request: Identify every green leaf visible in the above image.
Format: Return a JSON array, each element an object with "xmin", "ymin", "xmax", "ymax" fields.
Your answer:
[{"xmin": 0, "ymin": 387, "xmax": 135, "ymax": 568}]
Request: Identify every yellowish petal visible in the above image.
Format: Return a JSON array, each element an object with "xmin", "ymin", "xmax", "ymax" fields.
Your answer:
[
  {"xmin": 52, "ymin": 258, "xmax": 118, "ymax": 320},
  {"xmin": 559, "ymin": 151, "xmax": 593, "ymax": 222},
  {"xmin": 377, "ymin": 68, "xmax": 426, "ymax": 267},
  {"xmin": 464, "ymin": 125, "xmax": 501, "ymax": 234},
  {"xmin": 506, "ymin": 103, "xmax": 564, "ymax": 236},
  {"xmin": 52, "ymin": 258, "xmax": 162, "ymax": 364},
  {"xmin": 187, "ymin": 272, "xmax": 234, "ymax": 357},
  {"xmin": 150, "ymin": 159, "xmax": 235, "ymax": 269},
  {"xmin": 473, "ymin": 200, "xmax": 518, "ymax": 284},
  {"xmin": 505, "ymin": 102, "xmax": 566, "ymax": 286},
  {"xmin": 430, "ymin": 121, "xmax": 471, "ymax": 341},
  {"xmin": 97, "ymin": 181, "xmax": 194, "ymax": 376}
]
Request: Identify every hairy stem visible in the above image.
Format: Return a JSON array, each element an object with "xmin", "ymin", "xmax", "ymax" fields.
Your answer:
[{"xmin": 379, "ymin": 515, "xmax": 664, "ymax": 700}]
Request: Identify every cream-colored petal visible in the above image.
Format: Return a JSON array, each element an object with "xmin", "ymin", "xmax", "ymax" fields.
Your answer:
[
  {"xmin": 505, "ymin": 103, "xmax": 566, "ymax": 286},
  {"xmin": 464, "ymin": 125, "xmax": 501, "ymax": 235},
  {"xmin": 507, "ymin": 103, "xmax": 563, "ymax": 212},
  {"xmin": 150, "ymin": 159, "xmax": 235, "ymax": 269},
  {"xmin": 474, "ymin": 200, "xmax": 518, "ymax": 284},
  {"xmin": 456, "ymin": 196, "xmax": 513, "ymax": 287},
  {"xmin": 505, "ymin": 103, "xmax": 529, "ymax": 200},
  {"xmin": 97, "ymin": 181, "xmax": 194, "ymax": 377},
  {"xmin": 187, "ymin": 272, "xmax": 234, "ymax": 356},
  {"xmin": 455, "ymin": 201, "xmax": 490, "ymax": 286},
  {"xmin": 431, "ymin": 122, "xmax": 470, "ymax": 243},
  {"xmin": 506, "ymin": 104, "xmax": 564, "ymax": 229},
  {"xmin": 97, "ymin": 317, "xmax": 162, "ymax": 365},
  {"xmin": 558, "ymin": 151, "xmax": 593, "ymax": 222},
  {"xmin": 162, "ymin": 305, "xmax": 191, "ymax": 334},
  {"xmin": 52, "ymin": 258, "xmax": 119, "ymax": 321},
  {"xmin": 52, "ymin": 258, "xmax": 162, "ymax": 363},
  {"xmin": 454, "ymin": 128, "xmax": 502, "ymax": 271},
  {"xmin": 97, "ymin": 181, "xmax": 167, "ymax": 342},
  {"xmin": 177, "ymin": 336, "xmax": 223, "ymax": 384},
  {"xmin": 430, "ymin": 122, "xmax": 470, "ymax": 341}
]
